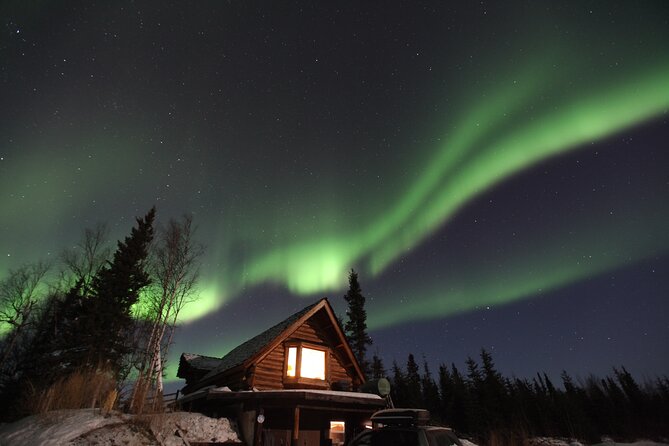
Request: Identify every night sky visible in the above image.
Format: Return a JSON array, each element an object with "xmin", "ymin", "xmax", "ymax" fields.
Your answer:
[{"xmin": 2, "ymin": 1, "xmax": 668, "ymax": 387}]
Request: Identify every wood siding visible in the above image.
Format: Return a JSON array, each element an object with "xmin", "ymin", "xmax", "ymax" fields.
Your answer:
[
  {"xmin": 252, "ymin": 343, "xmax": 286, "ymax": 389},
  {"xmin": 251, "ymin": 318, "xmax": 353, "ymax": 390}
]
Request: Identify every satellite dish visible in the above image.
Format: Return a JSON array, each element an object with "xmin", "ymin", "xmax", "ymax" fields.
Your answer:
[
  {"xmin": 360, "ymin": 378, "xmax": 391, "ymax": 396},
  {"xmin": 377, "ymin": 378, "xmax": 391, "ymax": 396}
]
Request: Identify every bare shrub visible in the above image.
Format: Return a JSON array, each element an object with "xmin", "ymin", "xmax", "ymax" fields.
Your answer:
[{"xmin": 25, "ymin": 368, "xmax": 117, "ymax": 414}]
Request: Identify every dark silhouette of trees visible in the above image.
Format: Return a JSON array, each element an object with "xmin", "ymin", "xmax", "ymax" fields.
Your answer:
[
  {"xmin": 67, "ymin": 207, "xmax": 155, "ymax": 378},
  {"xmin": 421, "ymin": 358, "xmax": 441, "ymax": 418},
  {"xmin": 370, "ymin": 352, "xmax": 386, "ymax": 380},
  {"xmin": 405, "ymin": 353, "xmax": 423, "ymax": 408},
  {"xmin": 387, "ymin": 349, "xmax": 669, "ymax": 444},
  {"xmin": 343, "ymin": 269, "xmax": 372, "ymax": 376},
  {"xmin": 0, "ymin": 207, "xmax": 210, "ymax": 420},
  {"xmin": 0, "ymin": 261, "xmax": 51, "ymax": 376},
  {"xmin": 390, "ymin": 360, "xmax": 408, "ymax": 408},
  {"xmin": 59, "ymin": 223, "xmax": 111, "ymax": 294}
]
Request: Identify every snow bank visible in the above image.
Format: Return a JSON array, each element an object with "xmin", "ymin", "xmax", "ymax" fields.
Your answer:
[
  {"xmin": 0, "ymin": 409, "xmax": 124, "ymax": 446},
  {"xmin": 150, "ymin": 412, "xmax": 240, "ymax": 445},
  {"xmin": 0, "ymin": 409, "xmax": 241, "ymax": 446},
  {"xmin": 1, "ymin": 410, "xmax": 665, "ymax": 446}
]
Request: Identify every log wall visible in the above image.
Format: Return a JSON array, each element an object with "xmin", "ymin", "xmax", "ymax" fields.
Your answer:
[{"xmin": 251, "ymin": 318, "xmax": 353, "ymax": 390}]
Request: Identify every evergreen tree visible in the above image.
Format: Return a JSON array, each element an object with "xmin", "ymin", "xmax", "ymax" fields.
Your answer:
[
  {"xmin": 421, "ymin": 359, "xmax": 441, "ymax": 416},
  {"xmin": 465, "ymin": 356, "xmax": 485, "ymax": 433},
  {"xmin": 371, "ymin": 352, "xmax": 386, "ymax": 380},
  {"xmin": 406, "ymin": 353, "xmax": 423, "ymax": 408},
  {"xmin": 479, "ymin": 349, "xmax": 507, "ymax": 430},
  {"xmin": 390, "ymin": 360, "xmax": 408, "ymax": 407},
  {"xmin": 450, "ymin": 364, "xmax": 471, "ymax": 433},
  {"xmin": 438, "ymin": 364, "xmax": 454, "ymax": 422},
  {"xmin": 61, "ymin": 208, "xmax": 155, "ymax": 378},
  {"xmin": 343, "ymin": 269, "xmax": 372, "ymax": 376}
]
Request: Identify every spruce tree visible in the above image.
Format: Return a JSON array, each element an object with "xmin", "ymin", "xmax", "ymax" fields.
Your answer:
[
  {"xmin": 62, "ymin": 208, "xmax": 155, "ymax": 378},
  {"xmin": 391, "ymin": 360, "xmax": 408, "ymax": 407},
  {"xmin": 438, "ymin": 364, "xmax": 454, "ymax": 422},
  {"xmin": 421, "ymin": 359, "xmax": 441, "ymax": 416},
  {"xmin": 371, "ymin": 353, "xmax": 386, "ymax": 380},
  {"xmin": 406, "ymin": 353, "xmax": 423, "ymax": 408},
  {"xmin": 343, "ymin": 269, "xmax": 372, "ymax": 376}
]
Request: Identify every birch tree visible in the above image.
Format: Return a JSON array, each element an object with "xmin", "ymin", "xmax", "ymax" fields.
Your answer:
[{"xmin": 131, "ymin": 214, "xmax": 203, "ymax": 411}]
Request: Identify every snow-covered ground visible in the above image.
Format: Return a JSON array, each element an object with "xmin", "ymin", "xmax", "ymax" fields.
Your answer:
[
  {"xmin": 0, "ymin": 409, "xmax": 241, "ymax": 446},
  {"xmin": 0, "ymin": 410, "xmax": 666, "ymax": 446}
]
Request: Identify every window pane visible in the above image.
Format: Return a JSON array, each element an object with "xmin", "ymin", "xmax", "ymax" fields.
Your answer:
[
  {"xmin": 286, "ymin": 347, "xmax": 297, "ymax": 377},
  {"xmin": 329, "ymin": 421, "xmax": 345, "ymax": 446},
  {"xmin": 300, "ymin": 347, "xmax": 325, "ymax": 379}
]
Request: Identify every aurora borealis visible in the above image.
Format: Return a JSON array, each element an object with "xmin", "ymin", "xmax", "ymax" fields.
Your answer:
[{"xmin": 1, "ymin": 1, "xmax": 668, "ymax": 384}]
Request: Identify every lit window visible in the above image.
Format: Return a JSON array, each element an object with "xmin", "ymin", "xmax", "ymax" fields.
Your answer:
[
  {"xmin": 329, "ymin": 421, "xmax": 345, "ymax": 446},
  {"xmin": 287, "ymin": 347, "xmax": 297, "ymax": 377},
  {"xmin": 300, "ymin": 347, "xmax": 325, "ymax": 380},
  {"xmin": 284, "ymin": 343, "xmax": 328, "ymax": 382}
]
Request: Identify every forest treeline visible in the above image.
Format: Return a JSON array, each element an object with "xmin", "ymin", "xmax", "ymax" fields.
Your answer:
[
  {"xmin": 0, "ymin": 207, "xmax": 203, "ymax": 420},
  {"xmin": 373, "ymin": 349, "xmax": 669, "ymax": 443}
]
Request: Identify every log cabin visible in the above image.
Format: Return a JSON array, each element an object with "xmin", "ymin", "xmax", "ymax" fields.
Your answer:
[{"xmin": 176, "ymin": 298, "xmax": 387, "ymax": 446}]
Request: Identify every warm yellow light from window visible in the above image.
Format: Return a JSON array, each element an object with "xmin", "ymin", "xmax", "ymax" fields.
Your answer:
[
  {"xmin": 330, "ymin": 421, "xmax": 345, "ymax": 432},
  {"xmin": 287, "ymin": 346, "xmax": 297, "ymax": 377},
  {"xmin": 329, "ymin": 421, "xmax": 345, "ymax": 446},
  {"xmin": 300, "ymin": 347, "xmax": 325, "ymax": 379}
]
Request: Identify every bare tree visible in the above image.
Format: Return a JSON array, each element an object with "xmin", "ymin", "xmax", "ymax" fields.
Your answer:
[
  {"xmin": 60, "ymin": 223, "xmax": 111, "ymax": 293},
  {"xmin": 131, "ymin": 214, "xmax": 203, "ymax": 411},
  {"xmin": 0, "ymin": 261, "xmax": 51, "ymax": 373}
]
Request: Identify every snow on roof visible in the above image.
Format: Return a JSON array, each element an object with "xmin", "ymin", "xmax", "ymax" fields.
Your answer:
[
  {"xmin": 196, "ymin": 300, "xmax": 321, "ymax": 382},
  {"xmin": 209, "ymin": 387, "xmax": 384, "ymax": 400}
]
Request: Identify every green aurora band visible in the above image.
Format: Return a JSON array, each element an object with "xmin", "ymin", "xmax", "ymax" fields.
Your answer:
[
  {"xmin": 1, "ymin": 25, "xmax": 668, "ymax": 332},
  {"xmin": 235, "ymin": 61, "xmax": 669, "ymax": 299},
  {"xmin": 368, "ymin": 201, "xmax": 669, "ymax": 330}
]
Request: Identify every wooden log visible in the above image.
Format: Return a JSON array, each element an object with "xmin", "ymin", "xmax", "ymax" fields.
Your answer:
[{"xmin": 292, "ymin": 407, "xmax": 300, "ymax": 446}]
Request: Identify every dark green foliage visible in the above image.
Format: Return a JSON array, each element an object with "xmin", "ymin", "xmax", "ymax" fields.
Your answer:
[
  {"xmin": 67, "ymin": 207, "xmax": 155, "ymax": 377},
  {"xmin": 343, "ymin": 269, "xmax": 372, "ymax": 376},
  {"xmin": 0, "ymin": 208, "xmax": 164, "ymax": 421},
  {"xmin": 370, "ymin": 353, "xmax": 386, "ymax": 380},
  {"xmin": 421, "ymin": 359, "xmax": 441, "ymax": 417},
  {"xmin": 388, "ymin": 350, "xmax": 669, "ymax": 443},
  {"xmin": 390, "ymin": 360, "xmax": 408, "ymax": 407},
  {"xmin": 15, "ymin": 209, "xmax": 155, "ymax": 390},
  {"xmin": 405, "ymin": 354, "xmax": 423, "ymax": 408}
]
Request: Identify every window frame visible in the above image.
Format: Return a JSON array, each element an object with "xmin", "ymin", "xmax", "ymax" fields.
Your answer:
[{"xmin": 283, "ymin": 341, "xmax": 330, "ymax": 387}]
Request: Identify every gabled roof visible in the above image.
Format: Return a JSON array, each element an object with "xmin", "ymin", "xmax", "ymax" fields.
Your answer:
[
  {"xmin": 183, "ymin": 298, "xmax": 364, "ymax": 393},
  {"xmin": 177, "ymin": 353, "xmax": 224, "ymax": 378}
]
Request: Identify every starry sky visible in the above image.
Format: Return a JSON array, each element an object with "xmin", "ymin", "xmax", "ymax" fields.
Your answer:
[{"xmin": 2, "ymin": 1, "xmax": 668, "ymax": 386}]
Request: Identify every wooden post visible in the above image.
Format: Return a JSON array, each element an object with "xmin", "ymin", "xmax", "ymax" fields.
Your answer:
[
  {"xmin": 292, "ymin": 407, "xmax": 300, "ymax": 446},
  {"xmin": 254, "ymin": 408, "xmax": 264, "ymax": 446}
]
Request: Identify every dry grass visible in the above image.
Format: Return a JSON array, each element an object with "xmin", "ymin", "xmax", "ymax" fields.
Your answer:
[
  {"xmin": 128, "ymin": 375, "xmax": 166, "ymax": 415},
  {"xmin": 25, "ymin": 368, "xmax": 118, "ymax": 415}
]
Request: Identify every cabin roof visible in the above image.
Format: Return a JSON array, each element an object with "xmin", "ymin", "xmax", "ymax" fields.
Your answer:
[
  {"xmin": 181, "ymin": 298, "xmax": 364, "ymax": 393},
  {"xmin": 177, "ymin": 353, "xmax": 224, "ymax": 377},
  {"xmin": 203, "ymin": 300, "xmax": 320, "ymax": 379}
]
